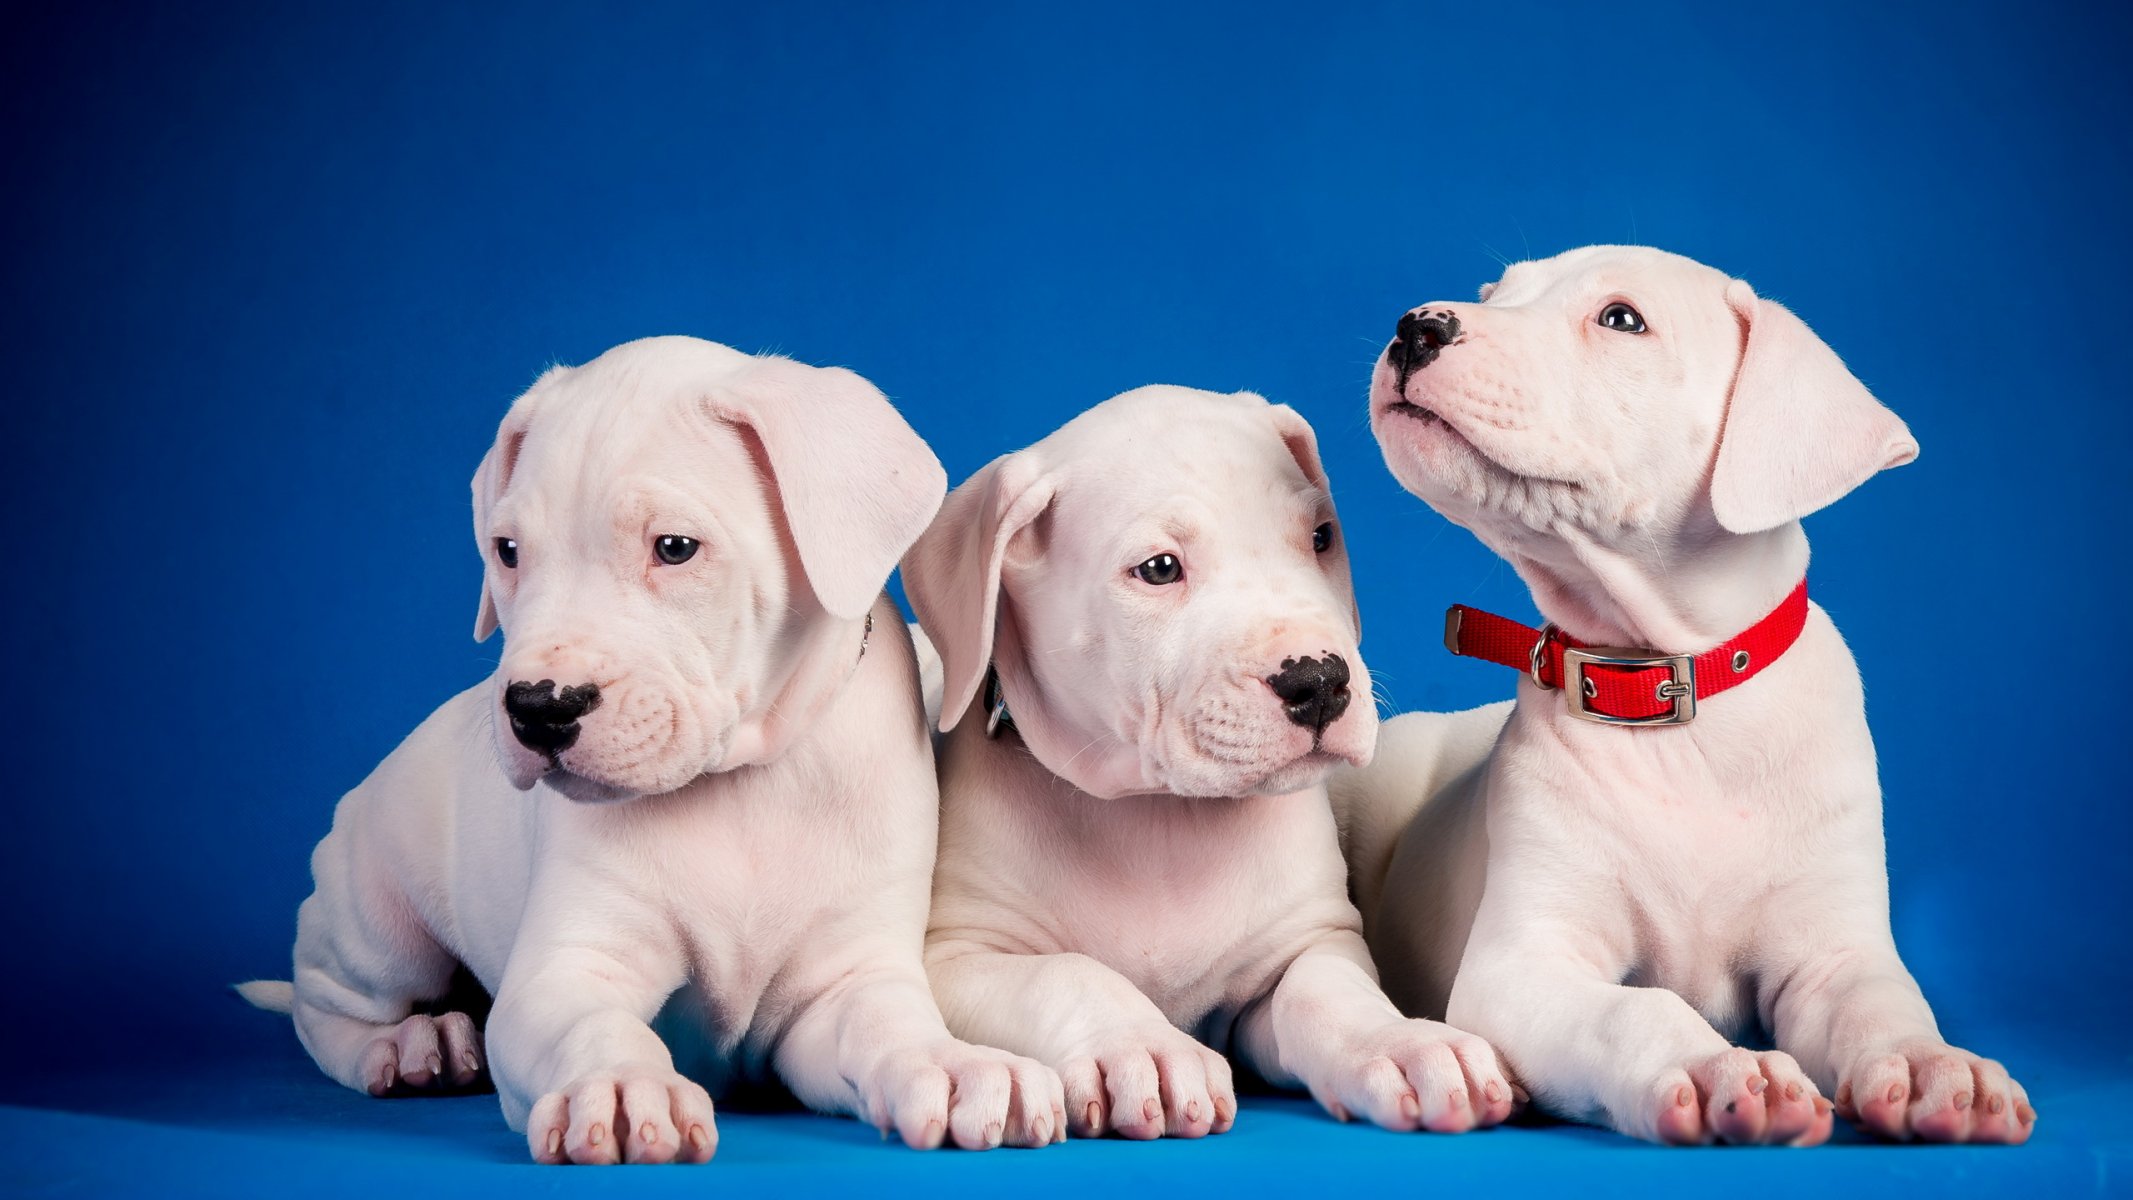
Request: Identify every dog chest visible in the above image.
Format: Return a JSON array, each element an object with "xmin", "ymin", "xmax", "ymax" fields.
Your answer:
[{"xmin": 978, "ymin": 788, "xmax": 1359, "ymax": 1023}]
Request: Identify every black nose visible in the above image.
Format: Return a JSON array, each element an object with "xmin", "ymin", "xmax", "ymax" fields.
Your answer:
[
  {"xmin": 1265, "ymin": 653, "xmax": 1352, "ymax": 734},
  {"xmin": 1388, "ymin": 309, "xmax": 1463, "ymax": 388},
  {"xmin": 503, "ymin": 679, "xmax": 602, "ymax": 755}
]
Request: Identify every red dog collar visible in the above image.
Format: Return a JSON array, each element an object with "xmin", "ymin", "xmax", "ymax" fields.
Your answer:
[{"xmin": 1442, "ymin": 581, "xmax": 1809, "ymax": 726}]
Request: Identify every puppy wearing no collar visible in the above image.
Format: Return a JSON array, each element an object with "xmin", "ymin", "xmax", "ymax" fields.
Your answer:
[
  {"xmin": 904, "ymin": 386, "xmax": 1518, "ymax": 1140},
  {"xmin": 1338, "ymin": 245, "xmax": 2033, "ymax": 1145},
  {"xmin": 241, "ymin": 337, "xmax": 1064, "ymax": 1163}
]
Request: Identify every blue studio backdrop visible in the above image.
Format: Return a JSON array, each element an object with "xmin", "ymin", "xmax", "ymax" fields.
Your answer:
[{"xmin": 4, "ymin": 2, "xmax": 2128, "ymax": 1196}]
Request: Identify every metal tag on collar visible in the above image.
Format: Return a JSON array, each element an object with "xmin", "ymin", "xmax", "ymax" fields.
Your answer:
[
  {"xmin": 983, "ymin": 666, "xmax": 1014, "ymax": 739},
  {"xmin": 1560, "ymin": 647, "xmax": 1697, "ymax": 726}
]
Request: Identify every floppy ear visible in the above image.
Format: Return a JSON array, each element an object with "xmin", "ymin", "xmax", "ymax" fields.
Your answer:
[
  {"xmin": 709, "ymin": 357, "xmax": 948, "ymax": 620},
  {"xmin": 1264, "ymin": 401, "xmax": 1361, "ymax": 635},
  {"xmin": 468, "ymin": 418, "xmax": 526, "ymax": 643},
  {"xmin": 1710, "ymin": 280, "xmax": 1919, "ymax": 534},
  {"xmin": 900, "ymin": 452, "xmax": 1056, "ymax": 732}
]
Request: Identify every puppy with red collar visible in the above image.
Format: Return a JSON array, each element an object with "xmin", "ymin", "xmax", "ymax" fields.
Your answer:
[{"xmin": 1336, "ymin": 246, "xmax": 2034, "ymax": 1146}]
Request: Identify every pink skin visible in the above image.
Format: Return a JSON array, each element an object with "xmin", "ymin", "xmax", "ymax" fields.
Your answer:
[
  {"xmin": 526, "ymin": 1070, "xmax": 719, "ymax": 1165},
  {"xmin": 1648, "ymin": 1050, "xmax": 1834, "ymax": 1147},
  {"xmin": 360, "ymin": 1012, "xmax": 485, "ymax": 1096},
  {"xmin": 1834, "ymin": 1041, "xmax": 2035, "ymax": 1145}
]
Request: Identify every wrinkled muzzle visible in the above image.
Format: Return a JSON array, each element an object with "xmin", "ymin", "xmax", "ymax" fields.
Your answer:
[
  {"xmin": 491, "ymin": 644, "xmax": 725, "ymax": 802},
  {"xmin": 1156, "ymin": 639, "xmax": 1376, "ymax": 798}
]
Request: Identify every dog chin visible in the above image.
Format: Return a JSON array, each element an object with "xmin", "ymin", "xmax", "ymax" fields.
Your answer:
[
  {"xmin": 1247, "ymin": 752, "xmax": 1344, "ymax": 797},
  {"xmin": 496, "ymin": 737, "xmax": 712, "ymax": 803},
  {"xmin": 541, "ymin": 770, "xmax": 642, "ymax": 805},
  {"xmin": 1374, "ymin": 376, "xmax": 1491, "ymax": 472},
  {"xmin": 1164, "ymin": 746, "xmax": 1347, "ymax": 799}
]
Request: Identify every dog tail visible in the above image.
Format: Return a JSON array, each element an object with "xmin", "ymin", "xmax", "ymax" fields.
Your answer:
[
  {"xmin": 234, "ymin": 979, "xmax": 296, "ymax": 1015},
  {"xmin": 909, "ymin": 621, "xmax": 945, "ymax": 731}
]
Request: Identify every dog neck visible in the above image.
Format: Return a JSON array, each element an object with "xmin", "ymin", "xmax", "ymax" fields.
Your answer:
[
  {"xmin": 718, "ymin": 608, "xmax": 876, "ymax": 768},
  {"xmin": 1507, "ymin": 520, "xmax": 1809, "ymax": 653}
]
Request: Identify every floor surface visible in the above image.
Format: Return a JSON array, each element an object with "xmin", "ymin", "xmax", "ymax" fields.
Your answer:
[{"xmin": 6, "ymin": 1028, "xmax": 2124, "ymax": 1198}]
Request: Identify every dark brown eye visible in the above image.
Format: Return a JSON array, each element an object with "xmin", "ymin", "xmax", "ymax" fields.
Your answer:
[
  {"xmin": 1133, "ymin": 554, "xmax": 1183, "ymax": 586},
  {"xmin": 494, "ymin": 538, "xmax": 518, "ymax": 569},
  {"xmin": 1597, "ymin": 302, "xmax": 1647, "ymax": 333},
  {"xmin": 654, "ymin": 535, "xmax": 699, "ymax": 566},
  {"xmin": 1313, "ymin": 522, "xmax": 1335, "ymax": 553}
]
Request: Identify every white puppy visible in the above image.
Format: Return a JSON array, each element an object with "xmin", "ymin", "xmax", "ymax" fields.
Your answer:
[
  {"xmin": 1342, "ymin": 245, "xmax": 2033, "ymax": 1146},
  {"xmin": 903, "ymin": 386, "xmax": 1518, "ymax": 1141},
  {"xmin": 243, "ymin": 337, "xmax": 1064, "ymax": 1163}
]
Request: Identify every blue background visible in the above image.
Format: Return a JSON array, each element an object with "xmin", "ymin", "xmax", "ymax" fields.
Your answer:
[{"xmin": 4, "ymin": 1, "xmax": 2127, "ymax": 1195}]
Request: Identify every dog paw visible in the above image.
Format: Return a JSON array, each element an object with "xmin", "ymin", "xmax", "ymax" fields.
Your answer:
[
  {"xmin": 1057, "ymin": 1025, "xmax": 1236, "ymax": 1139},
  {"xmin": 1307, "ymin": 1019, "xmax": 1518, "ymax": 1133},
  {"xmin": 359, "ymin": 1011, "xmax": 485, "ymax": 1095},
  {"xmin": 1834, "ymin": 1039, "xmax": 2033, "ymax": 1144},
  {"xmin": 1641, "ymin": 1048, "xmax": 1832, "ymax": 1146},
  {"xmin": 870, "ymin": 1040, "xmax": 1065, "ymax": 1150},
  {"xmin": 524, "ymin": 1065, "xmax": 717, "ymax": 1165}
]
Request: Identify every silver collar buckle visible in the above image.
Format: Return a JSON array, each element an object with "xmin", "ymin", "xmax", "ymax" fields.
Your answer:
[{"xmin": 1560, "ymin": 646, "xmax": 1698, "ymax": 726}]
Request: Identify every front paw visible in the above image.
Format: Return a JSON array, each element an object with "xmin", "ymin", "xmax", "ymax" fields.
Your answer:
[
  {"xmin": 870, "ymin": 1041, "xmax": 1065, "ymax": 1150},
  {"xmin": 1307, "ymin": 1019, "xmax": 1518, "ymax": 1133},
  {"xmin": 1835, "ymin": 1039, "xmax": 2034, "ymax": 1144},
  {"xmin": 1057, "ymin": 1025, "xmax": 1236, "ymax": 1139},
  {"xmin": 524, "ymin": 1065, "xmax": 717, "ymax": 1165},
  {"xmin": 1640, "ymin": 1048, "xmax": 1832, "ymax": 1146}
]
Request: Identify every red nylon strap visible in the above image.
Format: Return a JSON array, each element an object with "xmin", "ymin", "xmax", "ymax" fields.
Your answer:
[{"xmin": 1443, "ymin": 581, "xmax": 1809, "ymax": 724}]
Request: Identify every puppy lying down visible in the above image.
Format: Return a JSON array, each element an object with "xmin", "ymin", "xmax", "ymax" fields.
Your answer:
[
  {"xmin": 244, "ymin": 337, "xmax": 1063, "ymax": 1163},
  {"xmin": 1340, "ymin": 246, "xmax": 2033, "ymax": 1146},
  {"xmin": 904, "ymin": 386, "xmax": 1517, "ymax": 1139}
]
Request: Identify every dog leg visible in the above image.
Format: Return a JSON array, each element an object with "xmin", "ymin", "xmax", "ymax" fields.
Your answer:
[
  {"xmin": 484, "ymin": 926, "xmax": 715, "ymax": 1165},
  {"xmin": 1236, "ymin": 932, "xmax": 1515, "ymax": 1132},
  {"xmin": 287, "ymin": 822, "xmax": 486, "ymax": 1096},
  {"xmin": 928, "ymin": 948, "xmax": 1236, "ymax": 1140},
  {"xmin": 1448, "ymin": 910, "xmax": 1833, "ymax": 1147},
  {"xmin": 773, "ymin": 965, "xmax": 1064, "ymax": 1150},
  {"xmin": 1766, "ymin": 933, "xmax": 2034, "ymax": 1144}
]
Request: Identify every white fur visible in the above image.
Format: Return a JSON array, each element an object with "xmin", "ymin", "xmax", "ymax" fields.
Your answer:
[
  {"xmin": 1339, "ymin": 246, "xmax": 2033, "ymax": 1146},
  {"xmin": 247, "ymin": 337, "xmax": 1064, "ymax": 1164},
  {"xmin": 904, "ymin": 386, "xmax": 1517, "ymax": 1139}
]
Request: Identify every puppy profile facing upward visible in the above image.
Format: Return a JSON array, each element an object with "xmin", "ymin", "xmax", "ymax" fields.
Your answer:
[
  {"xmin": 906, "ymin": 386, "xmax": 1517, "ymax": 1141},
  {"xmin": 244, "ymin": 337, "xmax": 1064, "ymax": 1164},
  {"xmin": 1342, "ymin": 245, "xmax": 2032, "ymax": 1146}
]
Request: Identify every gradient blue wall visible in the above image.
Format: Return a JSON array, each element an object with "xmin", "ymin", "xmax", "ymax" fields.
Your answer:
[{"xmin": 3, "ymin": 1, "xmax": 2126, "ymax": 1070}]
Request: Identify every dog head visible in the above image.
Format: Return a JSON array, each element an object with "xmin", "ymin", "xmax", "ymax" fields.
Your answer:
[
  {"xmin": 470, "ymin": 336, "xmax": 945, "ymax": 802},
  {"xmin": 904, "ymin": 386, "xmax": 1375, "ymax": 800},
  {"xmin": 1369, "ymin": 245, "xmax": 1916, "ymax": 634}
]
